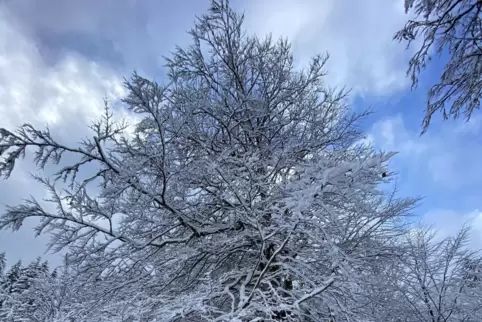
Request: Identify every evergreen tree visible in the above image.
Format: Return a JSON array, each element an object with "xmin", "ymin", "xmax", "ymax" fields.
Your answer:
[
  {"xmin": 0, "ymin": 260, "xmax": 23, "ymax": 321},
  {"xmin": 0, "ymin": 252, "xmax": 5, "ymax": 276},
  {"xmin": 0, "ymin": 256, "xmax": 57, "ymax": 321}
]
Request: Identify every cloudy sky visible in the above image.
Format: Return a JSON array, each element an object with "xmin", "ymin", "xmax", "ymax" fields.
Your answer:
[{"xmin": 1, "ymin": 0, "xmax": 481, "ymax": 266}]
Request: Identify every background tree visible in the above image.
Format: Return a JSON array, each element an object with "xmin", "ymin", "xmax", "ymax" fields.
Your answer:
[
  {"xmin": 0, "ymin": 257, "xmax": 52, "ymax": 321},
  {"xmin": 0, "ymin": 253, "xmax": 101, "ymax": 322},
  {"xmin": 390, "ymin": 227, "xmax": 482, "ymax": 322},
  {"xmin": 0, "ymin": 1, "xmax": 418, "ymax": 320},
  {"xmin": 396, "ymin": 0, "xmax": 482, "ymax": 133},
  {"xmin": 0, "ymin": 260, "xmax": 23, "ymax": 321},
  {"xmin": 0, "ymin": 253, "xmax": 5, "ymax": 276}
]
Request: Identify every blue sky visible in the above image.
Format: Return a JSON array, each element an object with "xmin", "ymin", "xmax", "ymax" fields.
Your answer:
[{"xmin": 1, "ymin": 0, "xmax": 481, "ymax": 266}]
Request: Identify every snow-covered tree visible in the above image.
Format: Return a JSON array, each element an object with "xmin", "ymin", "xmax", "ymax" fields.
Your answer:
[
  {"xmin": 0, "ymin": 254, "xmax": 92, "ymax": 322},
  {"xmin": 20, "ymin": 265, "xmax": 84, "ymax": 322},
  {"xmin": 1, "ymin": 1, "xmax": 418, "ymax": 320},
  {"xmin": 0, "ymin": 258, "xmax": 52, "ymax": 321},
  {"xmin": 0, "ymin": 260, "xmax": 22, "ymax": 321},
  {"xmin": 396, "ymin": 0, "xmax": 482, "ymax": 133},
  {"xmin": 391, "ymin": 227, "xmax": 482, "ymax": 322},
  {"xmin": 0, "ymin": 253, "xmax": 5, "ymax": 276}
]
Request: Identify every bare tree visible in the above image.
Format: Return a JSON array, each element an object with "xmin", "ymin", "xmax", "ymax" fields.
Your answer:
[
  {"xmin": 394, "ymin": 227, "xmax": 482, "ymax": 322},
  {"xmin": 396, "ymin": 0, "xmax": 482, "ymax": 133},
  {"xmin": 1, "ymin": 1, "xmax": 418, "ymax": 320}
]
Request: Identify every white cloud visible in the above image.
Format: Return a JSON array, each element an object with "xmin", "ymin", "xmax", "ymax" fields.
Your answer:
[
  {"xmin": 423, "ymin": 209, "xmax": 482, "ymax": 250},
  {"xmin": 369, "ymin": 114, "xmax": 482, "ymax": 190},
  {"xmin": 4, "ymin": 0, "xmax": 415, "ymax": 99},
  {"xmin": 0, "ymin": 8, "xmax": 126, "ymax": 131},
  {"xmin": 369, "ymin": 115, "xmax": 428, "ymax": 161},
  {"xmin": 244, "ymin": 0, "xmax": 414, "ymax": 97}
]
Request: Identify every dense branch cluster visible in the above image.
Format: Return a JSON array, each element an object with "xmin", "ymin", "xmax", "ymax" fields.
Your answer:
[{"xmin": 0, "ymin": 1, "xmax": 481, "ymax": 321}]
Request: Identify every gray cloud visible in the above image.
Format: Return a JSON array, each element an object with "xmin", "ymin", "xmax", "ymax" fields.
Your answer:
[{"xmin": 2, "ymin": 0, "xmax": 208, "ymax": 76}]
